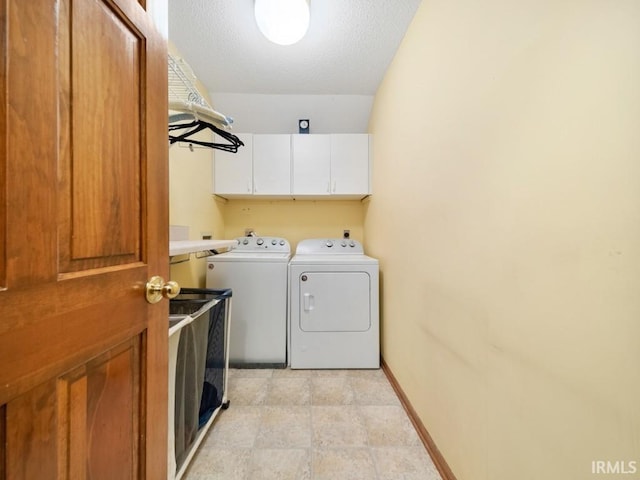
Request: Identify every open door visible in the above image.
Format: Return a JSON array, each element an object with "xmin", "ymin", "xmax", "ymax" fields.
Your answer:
[{"xmin": 0, "ymin": 0, "xmax": 169, "ymax": 478}]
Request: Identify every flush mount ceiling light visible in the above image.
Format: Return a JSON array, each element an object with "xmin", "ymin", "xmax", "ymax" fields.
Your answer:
[{"xmin": 254, "ymin": 0, "xmax": 310, "ymax": 46}]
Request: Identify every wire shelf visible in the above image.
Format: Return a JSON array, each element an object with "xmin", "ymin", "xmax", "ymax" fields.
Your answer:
[{"xmin": 168, "ymin": 53, "xmax": 232, "ymax": 128}]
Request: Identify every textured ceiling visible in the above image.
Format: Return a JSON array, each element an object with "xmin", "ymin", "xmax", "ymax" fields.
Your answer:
[{"xmin": 168, "ymin": 0, "xmax": 422, "ymax": 95}]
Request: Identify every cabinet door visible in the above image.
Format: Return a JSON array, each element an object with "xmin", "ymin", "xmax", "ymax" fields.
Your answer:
[
  {"xmin": 330, "ymin": 134, "xmax": 370, "ymax": 195},
  {"xmin": 253, "ymin": 134, "xmax": 291, "ymax": 195},
  {"xmin": 213, "ymin": 133, "xmax": 253, "ymax": 195},
  {"xmin": 292, "ymin": 134, "xmax": 331, "ymax": 195}
]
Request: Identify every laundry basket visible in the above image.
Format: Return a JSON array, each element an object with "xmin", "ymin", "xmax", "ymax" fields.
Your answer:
[{"xmin": 168, "ymin": 288, "xmax": 232, "ymax": 480}]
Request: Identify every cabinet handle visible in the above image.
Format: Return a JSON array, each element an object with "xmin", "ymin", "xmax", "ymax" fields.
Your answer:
[
  {"xmin": 332, "ymin": 180, "xmax": 336, "ymax": 193},
  {"xmin": 326, "ymin": 181, "xmax": 330, "ymax": 193},
  {"xmin": 247, "ymin": 180, "xmax": 251, "ymax": 193}
]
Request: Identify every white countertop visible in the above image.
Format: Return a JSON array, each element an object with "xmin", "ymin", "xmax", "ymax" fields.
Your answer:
[{"xmin": 169, "ymin": 239, "xmax": 236, "ymax": 256}]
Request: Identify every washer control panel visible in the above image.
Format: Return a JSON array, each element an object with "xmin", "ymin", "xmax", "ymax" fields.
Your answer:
[
  {"xmin": 232, "ymin": 236, "xmax": 290, "ymax": 253},
  {"xmin": 296, "ymin": 238, "xmax": 364, "ymax": 255}
]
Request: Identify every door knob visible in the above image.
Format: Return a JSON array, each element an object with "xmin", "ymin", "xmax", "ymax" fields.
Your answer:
[{"xmin": 145, "ymin": 276, "xmax": 181, "ymax": 304}]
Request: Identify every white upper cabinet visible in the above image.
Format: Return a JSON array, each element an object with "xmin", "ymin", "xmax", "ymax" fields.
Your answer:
[
  {"xmin": 253, "ymin": 134, "xmax": 291, "ymax": 195},
  {"xmin": 292, "ymin": 134, "xmax": 370, "ymax": 198},
  {"xmin": 213, "ymin": 133, "xmax": 370, "ymax": 199},
  {"xmin": 330, "ymin": 134, "xmax": 370, "ymax": 195},
  {"xmin": 213, "ymin": 133, "xmax": 253, "ymax": 195},
  {"xmin": 291, "ymin": 134, "xmax": 331, "ymax": 195}
]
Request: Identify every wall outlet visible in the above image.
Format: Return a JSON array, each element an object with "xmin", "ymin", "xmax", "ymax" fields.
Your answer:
[
  {"xmin": 201, "ymin": 231, "xmax": 213, "ymax": 240},
  {"xmin": 343, "ymin": 229, "xmax": 350, "ymax": 239},
  {"xmin": 245, "ymin": 228, "xmax": 255, "ymax": 236}
]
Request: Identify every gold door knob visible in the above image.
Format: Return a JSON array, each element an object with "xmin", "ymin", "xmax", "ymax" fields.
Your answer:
[{"xmin": 145, "ymin": 276, "xmax": 181, "ymax": 304}]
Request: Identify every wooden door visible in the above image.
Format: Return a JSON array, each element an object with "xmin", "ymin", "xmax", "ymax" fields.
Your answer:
[{"xmin": 0, "ymin": 0, "xmax": 169, "ymax": 478}]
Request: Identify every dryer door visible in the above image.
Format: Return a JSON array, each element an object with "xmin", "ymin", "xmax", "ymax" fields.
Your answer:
[{"xmin": 299, "ymin": 271, "xmax": 371, "ymax": 332}]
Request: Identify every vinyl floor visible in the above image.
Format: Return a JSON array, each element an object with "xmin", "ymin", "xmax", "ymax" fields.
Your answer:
[{"xmin": 183, "ymin": 368, "xmax": 443, "ymax": 480}]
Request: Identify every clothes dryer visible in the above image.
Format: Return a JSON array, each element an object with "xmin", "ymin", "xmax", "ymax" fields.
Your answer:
[
  {"xmin": 207, "ymin": 236, "xmax": 290, "ymax": 367},
  {"xmin": 288, "ymin": 238, "xmax": 379, "ymax": 369}
]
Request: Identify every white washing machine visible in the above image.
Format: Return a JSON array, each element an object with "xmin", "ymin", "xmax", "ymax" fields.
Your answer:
[
  {"xmin": 288, "ymin": 238, "xmax": 379, "ymax": 369},
  {"xmin": 206, "ymin": 236, "xmax": 290, "ymax": 367}
]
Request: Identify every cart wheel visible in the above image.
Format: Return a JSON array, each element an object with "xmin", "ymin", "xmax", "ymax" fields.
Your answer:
[{"xmin": 222, "ymin": 400, "xmax": 230, "ymax": 410}]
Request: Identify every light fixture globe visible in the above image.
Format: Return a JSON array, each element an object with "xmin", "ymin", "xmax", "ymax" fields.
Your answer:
[{"xmin": 254, "ymin": 0, "xmax": 310, "ymax": 46}]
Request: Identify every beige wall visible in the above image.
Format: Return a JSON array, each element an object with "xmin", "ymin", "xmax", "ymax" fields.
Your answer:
[
  {"xmin": 169, "ymin": 142, "xmax": 225, "ymax": 287},
  {"xmin": 222, "ymin": 199, "xmax": 365, "ymax": 251},
  {"xmin": 365, "ymin": 1, "xmax": 640, "ymax": 479},
  {"xmin": 168, "ymin": 43, "xmax": 226, "ymax": 288},
  {"xmin": 169, "ymin": 163, "xmax": 366, "ymax": 286}
]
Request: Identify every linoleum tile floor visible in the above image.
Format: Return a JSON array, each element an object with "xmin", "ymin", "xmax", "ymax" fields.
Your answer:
[{"xmin": 184, "ymin": 368, "xmax": 442, "ymax": 480}]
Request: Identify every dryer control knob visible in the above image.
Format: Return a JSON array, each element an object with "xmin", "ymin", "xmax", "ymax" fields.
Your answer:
[
  {"xmin": 271, "ymin": 239, "xmax": 277, "ymax": 245},
  {"xmin": 349, "ymin": 241, "xmax": 356, "ymax": 247},
  {"xmin": 326, "ymin": 240, "xmax": 334, "ymax": 247},
  {"xmin": 279, "ymin": 240, "xmax": 285, "ymax": 245},
  {"xmin": 257, "ymin": 238, "xmax": 264, "ymax": 245},
  {"xmin": 341, "ymin": 241, "xmax": 347, "ymax": 247},
  {"xmin": 242, "ymin": 238, "xmax": 249, "ymax": 245}
]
